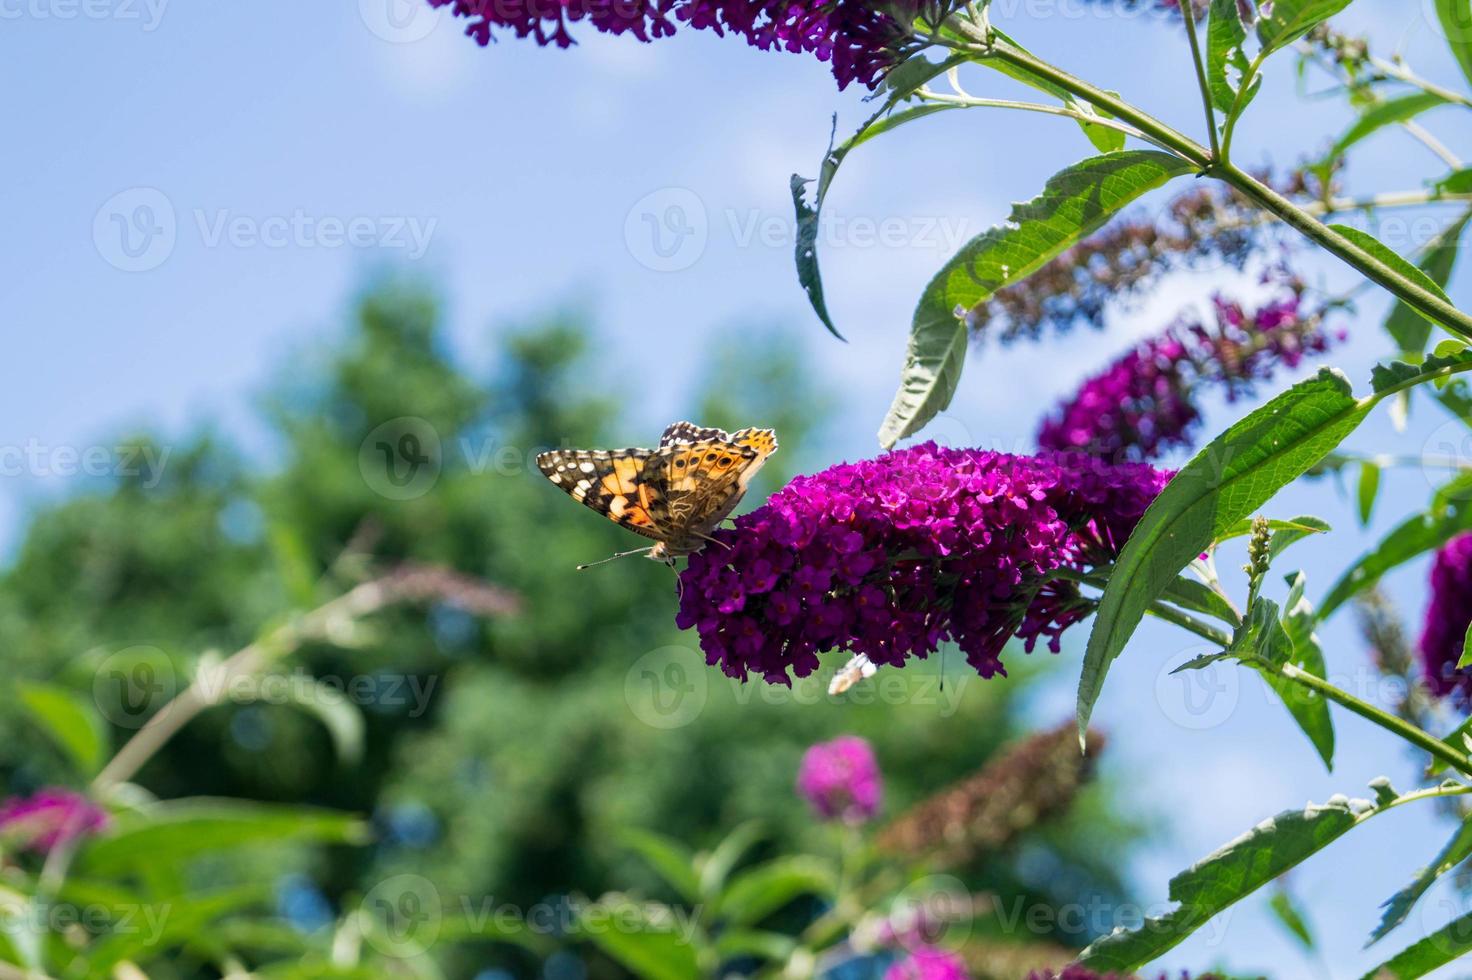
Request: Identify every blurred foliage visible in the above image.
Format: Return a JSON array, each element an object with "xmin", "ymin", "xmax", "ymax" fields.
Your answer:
[{"xmin": 0, "ymin": 276, "xmax": 1138, "ymax": 977}]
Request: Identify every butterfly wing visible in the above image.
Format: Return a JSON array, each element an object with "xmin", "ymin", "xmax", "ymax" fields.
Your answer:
[
  {"xmin": 659, "ymin": 420, "xmax": 730, "ymax": 447},
  {"xmin": 536, "ymin": 448, "xmax": 670, "ymax": 542},
  {"xmin": 655, "ymin": 430, "xmax": 778, "ymax": 538},
  {"xmin": 538, "ymin": 425, "xmax": 779, "ymax": 553}
]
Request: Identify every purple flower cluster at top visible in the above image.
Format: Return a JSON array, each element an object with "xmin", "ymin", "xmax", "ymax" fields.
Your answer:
[
  {"xmin": 0, "ymin": 788, "xmax": 108, "ymax": 853},
  {"xmin": 427, "ymin": 0, "xmax": 924, "ymax": 88},
  {"xmin": 1419, "ymin": 532, "xmax": 1472, "ymax": 703},
  {"xmin": 796, "ymin": 735, "xmax": 882, "ymax": 824},
  {"xmin": 1037, "ymin": 291, "xmax": 1341, "ymax": 461},
  {"xmin": 675, "ymin": 444, "xmax": 1171, "ymax": 683},
  {"xmin": 885, "ymin": 946, "xmax": 970, "ymax": 980}
]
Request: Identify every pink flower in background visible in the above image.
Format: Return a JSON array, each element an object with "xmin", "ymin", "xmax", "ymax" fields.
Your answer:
[
  {"xmin": 796, "ymin": 735, "xmax": 882, "ymax": 824},
  {"xmin": 885, "ymin": 946, "xmax": 970, "ymax": 980},
  {"xmin": 1419, "ymin": 532, "xmax": 1472, "ymax": 703},
  {"xmin": 0, "ymin": 789, "xmax": 108, "ymax": 852}
]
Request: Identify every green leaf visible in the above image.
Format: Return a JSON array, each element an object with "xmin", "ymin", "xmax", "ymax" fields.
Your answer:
[
  {"xmin": 1079, "ymin": 370, "xmax": 1370, "ymax": 737},
  {"xmin": 1371, "ymin": 813, "xmax": 1472, "ymax": 944},
  {"xmin": 715, "ymin": 856, "xmax": 837, "ymax": 926},
  {"xmin": 1459, "ymin": 621, "xmax": 1472, "ymax": 670},
  {"xmin": 1333, "ymin": 225, "xmax": 1455, "ymax": 337},
  {"xmin": 77, "ymin": 800, "xmax": 368, "ymax": 874},
  {"xmin": 1269, "ymin": 888, "xmax": 1316, "ymax": 950},
  {"xmin": 1161, "ymin": 576, "xmax": 1242, "ymax": 627},
  {"xmin": 1361, "ymin": 908, "xmax": 1472, "ymax": 979},
  {"xmin": 17, "ymin": 681, "xmax": 107, "ymax": 777},
  {"xmin": 1432, "ymin": 715, "xmax": 1472, "ymax": 776},
  {"xmin": 1078, "ymin": 794, "xmax": 1374, "ymax": 971},
  {"xmin": 80, "ymin": 885, "xmax": 271, "ymax": 975},
  {"xmin": 620, "ymin": 829, "xmax": 701, "ymax": 903},
  {"xmin": 793, "ymin": 54, "xmax": 966, "ymax": 339},
  {"xmin": 1257, "ymin": 0, "xmax": 1357, "ymax": 55},
  {"xmin": 1357, "ymin": 461, "xmax": 1381, "ymax": 526},
  {"xmin": 1270, "ymin": 574, "xmax": 1335, "ymax": 768},
  {"xmin": 698, "ymin": 820, "xmax": 764, "ymax": 898},
  {"xmin": 1434, "ymin": 0, "xmax": 1472, "ymax": 90},
  {"xmin": 880, "ymin": 151, "xmax": 1192, "ymax": 447},
  {"xmin": 712, "ymin": 929, "xmax": 796, "ymax": 962},
  {"xmin": 1207, "ymin": 0, "xmax": 1257, "ymax": 115},
  {"xmin": 265, "ymin": 674, "xmax": 366, "ymax": 767},
  {"xmin": 1438, "ymin": 168, "xmax": 1472, "ymax": 194},
  {"xmin": 1323, "ymin": 93, "xmax": 1448, "ymax": 166},
  {"xmin": 1320, "ymin": 474, "xmax": 1472, "ymax": 618},
  {"xmin": 577, "ymin": 900, "xmax": 701, "ymax": 980},
  {"xmin": 1215, "ymin": 516, "xmax": 1332, "ymax": 559},
  {"xmin": 1384, "ymin": 213, "xmax": 1470, "ymax": 355},
  {"xmin": 1371, "ymin": 346, "xmax": 1472, "ymax": 397}
]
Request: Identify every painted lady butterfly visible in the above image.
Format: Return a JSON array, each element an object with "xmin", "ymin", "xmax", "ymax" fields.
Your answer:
[{"xmin": 536, "ymin": 421, "xmax": 778, "ymax": 568}]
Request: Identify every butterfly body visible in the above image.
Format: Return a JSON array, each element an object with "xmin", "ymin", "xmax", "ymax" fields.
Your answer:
[{"xmin": 536, "ymin": 421, "xmax": 778, "ymax": 567}]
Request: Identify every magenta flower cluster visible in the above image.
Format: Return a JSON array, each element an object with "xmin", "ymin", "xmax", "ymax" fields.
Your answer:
[
  {"xmin": 676, "ymin": 444, "xmax": 1170, "ymax": 683},
  {"xmin": 1419, "ymin": 532, "xmax": 1472, "ymax": 702},
  {"xmin": 427, "ymin": 0, "xmax": 922, "ymax": 88},
  {"xmin": 1037, "ymin": 293, "xmax": 1339, "ymax": 461},
  {"xmin": 796, "ymin": 735, "xmax": 883, "ymax": 824},
  {"xmin": 885, "ymin": 946, "xmax": 970, "ymax": 980},
  {"xmin": 0, "ymin": 788, "xmax": 108, "ymax": 853}
]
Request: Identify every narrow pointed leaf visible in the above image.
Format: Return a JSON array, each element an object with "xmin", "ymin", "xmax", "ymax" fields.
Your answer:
[
  {"xmin": 1323, "ymin": 93, "xmax": 1448, "ymax": 165},
  {"xmin": 880, "ymin": 151, "xmax": 1191, "ymax": 447},
  {"xmin": 1078, "ymin": 796, "xmax": 1367, "ymax": 970},
  {"xmin": 1361, "ymin": 907, "xmax": 1472, "ymax": 978},
  {"xmin": 1334, "ymin": 225, "xmax": 1454, "ymax": 335},
  {"xmin": 1434, "ymin": 0, "xmax": 1472, "ymax": 89},
  {"xmin": 1207, "ymin": 0, "xmax": 1253, "ymax": 114},
  {"xmin": 1385, "ymin": 213, "xmax": 1470, "ymax": 355},
  {"xmin": 1371, "ymin": 814, "xmax": 1472, "ymax": 943},
  {"xmin": 1257, "ymin": 0, "xmax": 1357, "ymax": 54},
  {"xmin": 793, "ymin": 54, "xmax": 966, "ymax": 338},
  {"xmin": 1079, "ymin": 370, "xmax": 1370, "ymax": 737}
]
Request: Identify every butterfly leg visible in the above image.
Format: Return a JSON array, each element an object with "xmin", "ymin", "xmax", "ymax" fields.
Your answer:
[{"xmin": 576, "ymin": 547, "xmax": 655, "ymax": 570}]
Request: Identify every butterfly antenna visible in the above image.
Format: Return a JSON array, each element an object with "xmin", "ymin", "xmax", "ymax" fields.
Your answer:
[
  {"xmin": 576, "ymin": 548, "xmax": 653, "ymax": 570},
  {"xmin": 692, "ymin": 530, "xmax": 733, "ymax": 551}
]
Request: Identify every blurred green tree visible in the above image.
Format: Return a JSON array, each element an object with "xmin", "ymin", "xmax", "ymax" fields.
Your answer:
[{"xmin": 0, "ymin": 276, "xmax": 1138, "ymax": 978}]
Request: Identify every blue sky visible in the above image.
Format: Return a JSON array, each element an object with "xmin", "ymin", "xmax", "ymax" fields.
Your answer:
[{"xmin": 5, "ymin": 0, "xmax": 1472, "ymax": 976}]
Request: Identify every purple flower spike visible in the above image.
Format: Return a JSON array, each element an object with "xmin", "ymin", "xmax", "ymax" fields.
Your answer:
[
  {"xmin": 1037, "ymin": 290, "xmax": 1339, "ymax": 461},
  {"xmin": 428, "ymin": 0, "xmax": 925, "ymax": 89},
  {"xmin": 885, "ymin": 946, "xmax": 971, "ymax": 980},
  {"xmin": 1420, "ymin": 532, "xmax": 1472, "ymax": 703},
  {"xmin": 0, "ymin": 788, "xmax": 108, "ymax": 853},
  {"xmin": 676, "ymin": 444, "xmax": 1170, "ymax": 683},
  {"xmin": 796, "ymin": 735, "xmax": 882, "ymax": 823}
]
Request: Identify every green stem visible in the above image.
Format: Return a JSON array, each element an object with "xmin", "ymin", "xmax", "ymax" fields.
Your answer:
[
  {"xmin": 1272, "ymin": 662, "xmax": 1472, "ymax": 777},
  {"xmin": 983, "ymin": 38, "xmax": 1214, "ymax": 169},
  {"xmin": 1220, "ymin": 50, "xmax": 1267, "ymax": 161},
  {"xmin": 1148, "ymin": 601, "xmax": 1234, "ymax": 647},
  {"xmin": 1175, "ymin": 0, "xmax": 1221, "ymax": 159},
  {"xmin": 970, "ymin": 37, "xmax": 1472, "ymax": 340},
  {"xmin": 1219, "ymin": 162, "xmax": 1472, "ymax": 342}
]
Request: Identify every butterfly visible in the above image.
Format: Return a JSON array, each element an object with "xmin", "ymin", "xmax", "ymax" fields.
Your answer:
[{"xmin": 536, "ymin": 421, "xmax": 778, "ymax": 569}]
